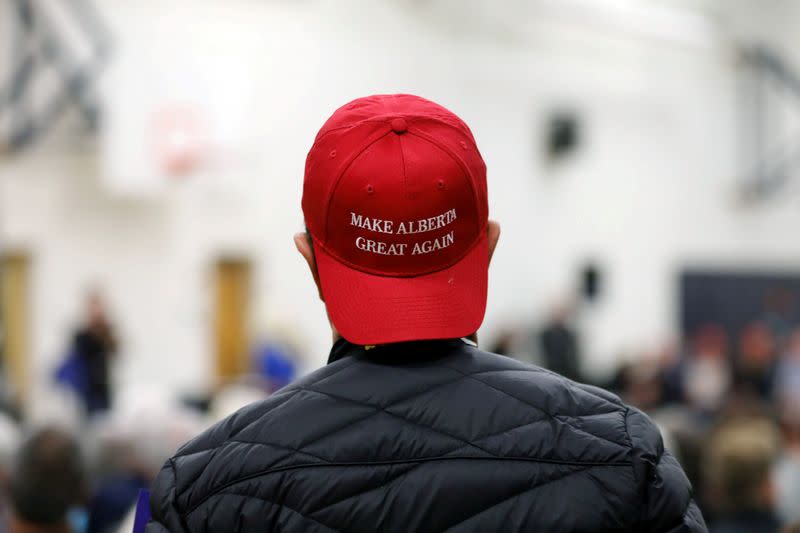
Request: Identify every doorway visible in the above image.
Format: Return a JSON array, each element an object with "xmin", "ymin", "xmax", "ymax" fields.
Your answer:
[
  {"xmin": 213, "ymin": 257, "xmax": 252, "ymax": 384},
  {"xmin": 0, "ymin": 251, "xmax": 31, "ymax": 405}
]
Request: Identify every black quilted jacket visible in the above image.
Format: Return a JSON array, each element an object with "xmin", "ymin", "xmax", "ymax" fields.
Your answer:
[{"xmin": 147, "ymin": 338, "xmax": 706, "ymax": 532}]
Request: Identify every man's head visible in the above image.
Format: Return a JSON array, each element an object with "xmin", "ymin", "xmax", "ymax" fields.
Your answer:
[
  {"xmin": 296, "ymin": 94, "xmax": 499, "ymax": 344},
  {"xmin": 85, "ymin": 287, "xmax": 107, "ymax": 327},
  {"xmin": 704, "ymin": 417, "xmax": 780, "ymax": 516},
  {"xmin": 9, "ymin": 427, "xmax": 85, "ymax": 529}
]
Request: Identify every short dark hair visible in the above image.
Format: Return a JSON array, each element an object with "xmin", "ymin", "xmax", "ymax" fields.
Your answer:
[{"xmin": 9, "ymin": 427, "xmax": 84, "ymax": 524}]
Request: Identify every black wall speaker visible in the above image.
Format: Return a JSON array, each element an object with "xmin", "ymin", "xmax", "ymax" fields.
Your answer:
[
  {"xmin": 581, "ymin": 263, "xmax": 601, "ymax": 301},
  {"xmin": 546, "ymin": 111, "xmax": 581, "ymax": 160}
]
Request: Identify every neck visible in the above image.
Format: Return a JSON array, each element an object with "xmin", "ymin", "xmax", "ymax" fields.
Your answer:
[{"xmin": 331, "ymin": 328, "xmax": 478, "ymax": 347}]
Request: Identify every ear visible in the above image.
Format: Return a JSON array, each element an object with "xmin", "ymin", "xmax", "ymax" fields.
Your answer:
[
  {"xmin": 487, "ymin": 220, "xmax": 501, "ymax": 265},
  {"xmin": 294, "ymin": 232, "xmax": 324, "ymax": 301}
]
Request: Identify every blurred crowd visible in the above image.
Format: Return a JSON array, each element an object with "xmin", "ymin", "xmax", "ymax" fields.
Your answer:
[
  {"xmin": 0, "ymin": 291, "xmax": 302, "ymax": 533},
  {"xmin": 491, "ymin": 300, "xmax": 800, "ymax": 533},
  {"xmin": 0, "ymin": 372, "xmax": 289, "ymax": 533},
  {"xmin": 0, "ymin": 291, "xmax": 797, "ymax": 531},
  {"xmin": 610, "ymin": 322, "xmax": 800, "ymax": 532}
]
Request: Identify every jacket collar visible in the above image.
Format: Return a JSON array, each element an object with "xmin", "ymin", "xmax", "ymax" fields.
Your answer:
[
  {"xmin": 327, "ymin": 337, "xmax": 473, "ymax": 365},
  {"xmin": 327, "ymin": 337, "xmax": 362, "ymax": 364}
]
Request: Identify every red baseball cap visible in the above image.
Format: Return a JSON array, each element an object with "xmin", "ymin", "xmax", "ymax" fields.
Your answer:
[{"xmin": 302, "ymin": 94, "xmax": 489, "ymax": 345}]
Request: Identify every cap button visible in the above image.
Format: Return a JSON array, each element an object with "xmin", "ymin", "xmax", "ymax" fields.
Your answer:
[{"xmin": 390, "ymin": 117, "xmax": 408, "ymax": 134}]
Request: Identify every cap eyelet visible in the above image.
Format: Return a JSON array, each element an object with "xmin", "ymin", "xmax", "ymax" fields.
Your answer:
[
  {"xmin": 329, "ymin": 149, "xmax": 337, "ymax": 158},
  {"xmin": 437, "ymin": 179, "xmax": 445, "ymax": 190},
  {"xmin": 366, "ymin": 184, "xmax": 374, "ymax": 194}
]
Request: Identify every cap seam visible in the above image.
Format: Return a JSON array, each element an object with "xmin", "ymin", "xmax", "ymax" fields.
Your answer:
[
  {"xmin": 399, "ymin": 134, "xmax": 408, "ymax": 197},
  {"xmin": 321, "ymin": 129, "xmax": 393, "ymax": 242},
  {"xmin": 406, "ymin": 128, "xmax": 485, "ymax": 237}
]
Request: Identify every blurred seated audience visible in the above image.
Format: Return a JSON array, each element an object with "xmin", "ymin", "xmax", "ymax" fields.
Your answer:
[
  {"xmin": 0, "ymin": 414, "xmax": 21, "ymax": 532},
  {"xmin": 682, "ymin": 325, "xmax": 732, "ymax": 414},
  {"xmin": 734, "ymin": 322, "xmax": 777, "ymax": 402},
  {"xmin": 86, "ymin": 385, "xmax": 207, "ymax": 533},
  {"xmin": 7, "ymin": 427, "xmax": 86, "ymax": 533},
  {"xmin": 704, "ymin": 416, "xmax": 782, "ymax": 533},
  {"xmin": 3, "ymin": 288, "xmax": 799, "ymax": 531},
  {"xmin": 774, "ymin": 402, "xmax": 800, "ymax": 526},
  {"xmin": 537, "ymin": 301, "xmax": 582, "ymax": 381},
  {"xmin": 774, "ymin": 328, "xmax": 800, "ymax": 407}
]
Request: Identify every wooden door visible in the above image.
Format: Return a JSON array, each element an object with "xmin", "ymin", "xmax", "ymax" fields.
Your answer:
[
  {"xmin": 213, "ymin": 258, "xmax": 251, "ymax": 383},
  {"xmin": 0, "ymin": 252, "xmax": 30, "ymax": 405}
]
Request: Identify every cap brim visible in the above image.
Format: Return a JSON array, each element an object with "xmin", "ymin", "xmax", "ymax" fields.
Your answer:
[{"xmin": 313, "ymin": 234, "xmax": 488, "ymax": 345}]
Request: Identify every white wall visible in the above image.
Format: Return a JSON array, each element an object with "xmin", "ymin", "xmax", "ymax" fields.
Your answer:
[{"xmin": 2, "ymin": 0, "xmax": 800, "ymax": 415}]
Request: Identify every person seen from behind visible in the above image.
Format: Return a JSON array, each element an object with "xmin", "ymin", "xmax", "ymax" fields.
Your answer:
[
  {"xmin": 704, "ymin": 416, "xmax": 782, "ymax": 533},
  {"xmin": 7, "ymin": 427, "xmax": 86, "ymax": 533},
  {"xmin": 147, "ymin": 94, "xmax": 705, "ymax": 532}
]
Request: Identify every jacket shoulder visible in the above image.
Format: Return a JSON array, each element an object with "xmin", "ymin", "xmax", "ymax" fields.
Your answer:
[
  {"xmin": 147, "ymin": 358, "xmax": 358, "ymax": 521},
  {"xmin": 460, "ymin": 347, "xmax": 629, "ymax": 417},
  {"xmin": 473, "ymin": 351, "xmax": 701, "ymax": 530}
]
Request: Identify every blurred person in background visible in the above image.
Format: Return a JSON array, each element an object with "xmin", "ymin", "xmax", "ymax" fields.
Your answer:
[
  {"xmin": 537, "ymin": 300, "xmax": 582, "ymax": 381},
  {"xmin": 0, "ymin": 414, "xmax": 21, "ymax": 533},
  {"xmin": 682, "ymin": 325, "xmax": 732, "ymax": 415},
  {"xmin": 7, "ymin": 427, "xmax": 87, "ymax": 533},
  {"xmin": 774, "ymin": 327, "xmax": 800, "ymax": 407},
  {"xmin": 774, "ymin": 402, "xmax": 800, "ymax": 526},
  {"xmin": 615, "ymin": 353, "xmax": 666, "ymax": 411},
  {"xmin": 147, "ymin": 94, "xmax": 704, "ymax": 532},
  {"xmin": 734, "ymin": 322, "xmax": 778, "ymax": 402},
  {"xmin": 252, "ymin": 340, "xmax": 299, "ymax": 394},
  {"xmin": 72, "ymin": 290, "xmax": 117, "ymax": 415},
  {"xmin": 487, "ymin": 328, "xmax": 515, "ymax": 356},
  {"xmin": 650, "ymin": 339, "xmax": 682, "ymax": 406},
  {"xmin": 761, "ymin": 288, "xmax": 795, "ymax": 348},
  {"xmin": 704, "ymin": 416, "xmax": 782, "ymax": 533},
  {"xmin": 86, "ymin": 385, "xmax": 208, "ymax": 533}
]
